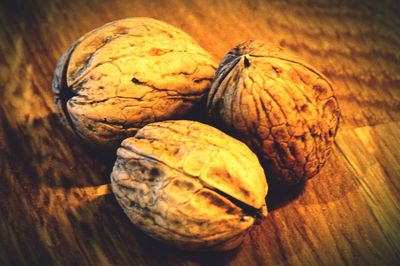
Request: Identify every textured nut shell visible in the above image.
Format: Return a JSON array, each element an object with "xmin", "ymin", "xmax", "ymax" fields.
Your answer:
[
  {"xmin": 111, "ymin": 120, "xmax": 268, "ymax": 251},
  {"xmin": 208, "ymin": 40, "xmax": 340, "ymax": 185},
  {"xmin": 53, "ymin": 18, "xmax": 217, "ymax": 148}
]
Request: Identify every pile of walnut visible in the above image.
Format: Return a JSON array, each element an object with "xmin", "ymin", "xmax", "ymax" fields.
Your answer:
[{"xmin": 53, "ymin": 18, "xmax": 340, "ymax": 252}]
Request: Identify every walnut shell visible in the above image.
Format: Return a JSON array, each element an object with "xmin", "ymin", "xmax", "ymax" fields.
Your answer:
[
  {"xmin": 111, "ymin": 120, "xmax": 268, "ymax": 251},
  {"xmin": 53, "ymin": 18, "xmax": 217, "ymax": 148},
  {"xmin": 207, "ymin": 40, "xmax": 340, "ymax": 185}
]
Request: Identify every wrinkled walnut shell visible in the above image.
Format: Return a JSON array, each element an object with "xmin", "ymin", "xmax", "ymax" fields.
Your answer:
[
  {"xmin": 208, "ymin": 40, "xmax": 340, "ymax": 185},
  {"xmin": 111, "ymin": 120, "xmax": 268, "ymax": 251},
  {"xmin": 53, "ymin": 18, "xmax": 216, "ymax": 148}
]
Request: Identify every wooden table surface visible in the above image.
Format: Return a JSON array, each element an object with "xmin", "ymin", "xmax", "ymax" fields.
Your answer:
[{"xmin": 1, "ymin": 0, "xmax": 399, "ymax": 265}]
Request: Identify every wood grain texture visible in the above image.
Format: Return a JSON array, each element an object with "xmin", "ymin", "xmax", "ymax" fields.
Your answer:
[{"xmin": 0, "ymin": 0, "xmax": 399, "ymax": 265}]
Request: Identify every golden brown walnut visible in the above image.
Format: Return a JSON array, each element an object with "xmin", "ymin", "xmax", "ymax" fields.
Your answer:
[
  {"xmin": 208, "ymin": 40, "xmax": 340, "ymax": 185},
  {"xmin": 111, "ymin": 120, "xmax": 268, "ymax": 251},
  {"xmin": 53, "ymin": 18, "xmax": 217, "ymax": 148}
]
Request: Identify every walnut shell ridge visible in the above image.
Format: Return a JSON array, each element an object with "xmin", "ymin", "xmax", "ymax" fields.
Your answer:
[
  {"xmin": 207, "ymin": 40, "xmax": 340, "ymax": 185},
  {"xmin": 111, "ymin": 120, "xmax": 268, "ymax": 251},
  {"xmin": 53, "ymin": 18, "xmax": 217, "ymax": 148}
]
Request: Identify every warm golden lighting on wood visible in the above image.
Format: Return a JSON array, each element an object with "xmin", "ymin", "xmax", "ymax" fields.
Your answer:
[{"xmin": 0, "ymin": 0, "xmax": 399, "ymax": 265}]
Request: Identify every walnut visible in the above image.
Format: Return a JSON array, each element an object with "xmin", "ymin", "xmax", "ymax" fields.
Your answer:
[
  {"xmin": 207, "ymin": 40, "xmax": 340, "ymax": 185},
  {"xmin": 53, "ymin": 18, "xmax": 217, "ymax": 148},
  {"xmin": 111, "ymin": 120, "xmax": 268, "ymax": 251}
]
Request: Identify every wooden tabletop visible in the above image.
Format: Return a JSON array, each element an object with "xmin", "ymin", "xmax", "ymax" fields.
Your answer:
[{"xmin": 1, "ymin": 0, "xmax": 399, "ymax": 265}]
